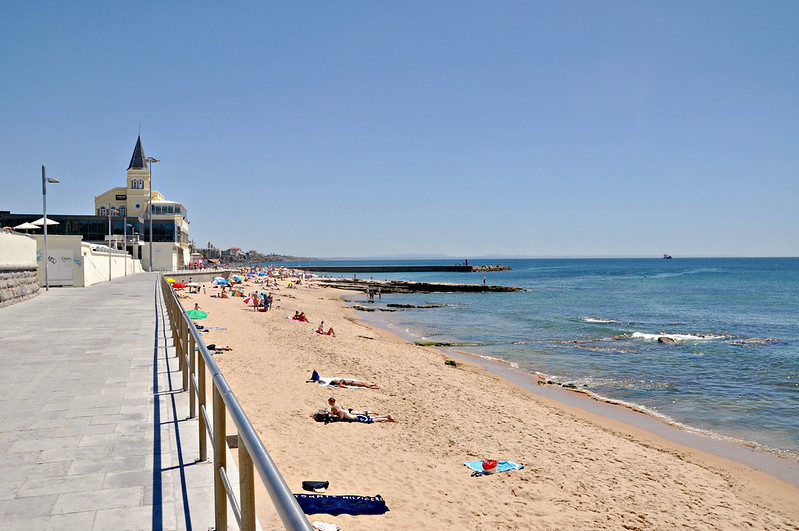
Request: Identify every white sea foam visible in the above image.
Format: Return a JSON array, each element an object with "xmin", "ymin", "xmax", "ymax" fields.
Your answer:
[
  {"xmin": 580, "ymin": 316, "xmax": 620, "ymax": 324},
  {"xmin": 631, "ymin": 331, "xmax": 728, "ymax": 342}
]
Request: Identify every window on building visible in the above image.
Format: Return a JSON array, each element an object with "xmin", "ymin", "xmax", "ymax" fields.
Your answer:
[
  {"xmin": 99, "ymin": 207, "xmax": 106, "ymax": 216},
  {"xmin": 120, "ymin": 207, "xmax": 126, "ymax": 217}
]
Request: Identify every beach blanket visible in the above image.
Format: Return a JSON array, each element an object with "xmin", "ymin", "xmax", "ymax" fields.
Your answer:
[
  {"xmin": 463, "ymin": 460, "xmax": 524, "ymax": 474},
  {"xmin": 316, "ymin": 377, "xmax": 365, "ymax": 389},
  {"xmin": 293, "ymin": 494, "xmax": 389, "ymax": 516}
]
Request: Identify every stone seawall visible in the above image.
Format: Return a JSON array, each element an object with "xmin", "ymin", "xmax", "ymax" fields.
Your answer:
[{"xmin": 0, "ymin": 266, "xmax": 40, "ymax": 308}]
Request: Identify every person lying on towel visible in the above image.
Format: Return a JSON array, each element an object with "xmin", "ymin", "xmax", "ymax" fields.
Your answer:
[
  {"xmin": 206, "ymin": 344, "xmax": 232, "ymax": 351},
  {"xmin": 328, "ymin": 397, "xmax": 395, "ymax": 423},
  {"xmin": 330, "ymin": 378, "xmax": 378, "ymax": 389}
]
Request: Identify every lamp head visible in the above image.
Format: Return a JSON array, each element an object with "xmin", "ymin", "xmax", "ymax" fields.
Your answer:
[{"xmin": 46, "ymin": 178, "xmax": 60, "ymax": 184}]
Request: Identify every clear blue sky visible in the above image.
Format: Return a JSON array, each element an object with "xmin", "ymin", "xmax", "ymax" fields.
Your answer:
[{"xmin": 2, "ymin": 1, "xmax": 797, "ymax": 257}]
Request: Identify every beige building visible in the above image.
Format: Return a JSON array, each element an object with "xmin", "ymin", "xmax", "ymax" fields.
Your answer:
[{"xmin": 94, "ymin": 136, "xmax": 190, "ymax": 271}]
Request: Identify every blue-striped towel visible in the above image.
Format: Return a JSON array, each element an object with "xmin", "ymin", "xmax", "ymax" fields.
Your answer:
[{"xmin": 463, "ymin": 460, "xmax": 524, "ymax": 473}]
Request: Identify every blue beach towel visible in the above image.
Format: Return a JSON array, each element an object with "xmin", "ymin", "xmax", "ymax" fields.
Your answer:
[
  {"xmin": 463, "ymin": 460, "xmax": 524, "ymax": 473},
  {"xmin": 293, "ymin": 494, "xmax": 389, "ymax": 516}
]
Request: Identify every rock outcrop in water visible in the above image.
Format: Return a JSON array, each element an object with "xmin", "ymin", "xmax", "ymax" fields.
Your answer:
[{"xmin": 316, "ymin": 278, "xmax": 524, "ymax": 294}]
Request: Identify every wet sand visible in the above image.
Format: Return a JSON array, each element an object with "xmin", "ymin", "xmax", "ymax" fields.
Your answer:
[{"xmin": 184, "ymin": 277, "xmax": 799, "ymax": 530}]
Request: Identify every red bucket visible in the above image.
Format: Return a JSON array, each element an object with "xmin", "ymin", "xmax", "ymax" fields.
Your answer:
[{"xmin": 482, "ymin": 459, "xmax": 498, "ymax": 473}]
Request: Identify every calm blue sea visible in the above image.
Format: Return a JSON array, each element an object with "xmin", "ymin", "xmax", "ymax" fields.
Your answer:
[{"xmin": 282, "ymin": 258, "xmax": 799, "ymax": 457}]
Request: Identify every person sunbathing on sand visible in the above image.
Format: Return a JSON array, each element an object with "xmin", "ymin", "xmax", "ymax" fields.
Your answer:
[
  {"xmin": 206, "ymin": 344, "xmax": 232, "ymax": 351},
  {"xmin": 317, "ymin": 321, "xmax": 335, "ymax": 336},
  {"xmin": 329, "ymin": 379, "xmax": 379, "ymax": 389},
  {"xmin": 327, "ymin": 397, "xmax": 395, "ymax": 423},
  {"xmin": 296, "ymin": 312, "xmax": 309, "ymax": 322}
]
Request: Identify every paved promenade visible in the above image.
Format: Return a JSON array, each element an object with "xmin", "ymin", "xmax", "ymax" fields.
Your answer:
[{"xmin": 0, "ymin": 273, "xmax": 216, "ymax": 530}]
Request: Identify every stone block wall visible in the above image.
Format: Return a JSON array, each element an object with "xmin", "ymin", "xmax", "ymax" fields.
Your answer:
[{"xmin": 0, "ymin": 266, "xmax": 40, "ymax": 308}]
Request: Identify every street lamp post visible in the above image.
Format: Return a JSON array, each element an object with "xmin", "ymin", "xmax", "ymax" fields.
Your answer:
[
  {"xmin": 107, "ymin": 209, "xmax": 113, "ymax": 282},
  {"xmin": 41, "ymin": 165, "xmax": 59, "ymax": 291},
  {"xmin": 145, "ymin": 156, "xmax": 160, "ymax": 272}
]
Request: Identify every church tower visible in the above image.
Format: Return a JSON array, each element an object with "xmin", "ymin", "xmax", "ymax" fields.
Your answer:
[
  {"xmin": 126, "ymin": 135, "xmax": 150, "ymax": 193},
  {"xmin": 122, "ymin": 135, "xmax": 161, "ymax": 218}
]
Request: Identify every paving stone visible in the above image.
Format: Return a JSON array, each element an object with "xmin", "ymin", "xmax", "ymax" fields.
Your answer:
[
  {"xmin": 0, "ymin": 494, "xmax": 58, "ymax": 521},
  {"xmin": 93, "ymin": 504, "xmax": 176, "ymax": 531},
  {"xmin": 8, "ymin": 436, "xmax": 82, "ymax": 453},
  {"xmin": 4, "ymin": 511, "xmax": 96, "ymax": 531},
  {"xmin": 17, "ymin": 472, "xmax": 105, "ymax": 498},
  {"xmin": 38, "ymin": 443, "xmax": 114, "ymax": 463},
  {"xmin": 53, "ymin": 486, "xmax": 143, "ymax": 514}
]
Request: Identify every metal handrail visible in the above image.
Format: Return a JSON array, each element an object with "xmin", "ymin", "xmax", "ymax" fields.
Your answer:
[
  {"xmin": 159, "ymin": 275, "xmax": 312, "ymax": 531},
  {"xmin": 219, "ymin": 466, "xmax": 243, "ymax": 529}
]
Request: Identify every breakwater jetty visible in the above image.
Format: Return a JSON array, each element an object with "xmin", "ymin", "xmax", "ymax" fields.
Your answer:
[
  {"xmin": 295, "ymin": 264, "xmax": 511, "ymax": 274},
  {"xmin": 316, "ymin": 277, "xmax": 524, "ymax": 293}
]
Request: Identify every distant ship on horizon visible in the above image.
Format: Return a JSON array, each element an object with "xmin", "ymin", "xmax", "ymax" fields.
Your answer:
[{"xmin": 663, "ymin": 253, "xmax": 673, "ymax": 259}]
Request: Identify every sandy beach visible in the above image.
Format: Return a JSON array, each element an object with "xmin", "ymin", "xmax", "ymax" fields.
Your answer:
[{"xmin": 184, "ymin": 275, "xmax": 799, "ymax": 530}]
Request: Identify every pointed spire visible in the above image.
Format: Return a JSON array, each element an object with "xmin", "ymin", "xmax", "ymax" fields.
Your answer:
[{"xmin": 127, "ymin": 135, "xmax": 147, "ymax": 170}]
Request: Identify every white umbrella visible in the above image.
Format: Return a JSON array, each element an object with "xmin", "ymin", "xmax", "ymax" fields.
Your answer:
[
  {"xmin": 31, "ymin": 217, "xmax": 59, "ymax": 226},
  {"xmin": 13, "ymin": 222, "xmax": 41, "ymax": 231}
]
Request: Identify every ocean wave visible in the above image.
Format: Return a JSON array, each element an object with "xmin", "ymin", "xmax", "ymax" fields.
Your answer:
[
  {"xmin": 579, "ymin": 316, "xmax": 622, "ymax": 324},
  {"xmin": 631, "ymin": 331, "xmax": 730, "ymax": 342}
]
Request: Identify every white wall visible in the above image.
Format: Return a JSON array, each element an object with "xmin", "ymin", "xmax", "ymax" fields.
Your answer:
[
  {"xmin": 0, "ymin": 230, "xmax": 37, "ymax": 268},
  {"xmin": 32, "ymin": 235, "xmax": 144, "ymax": 287},
  {"xmin": 142, "ymin": 242, "xmax": 190, "ymax": 272}
]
